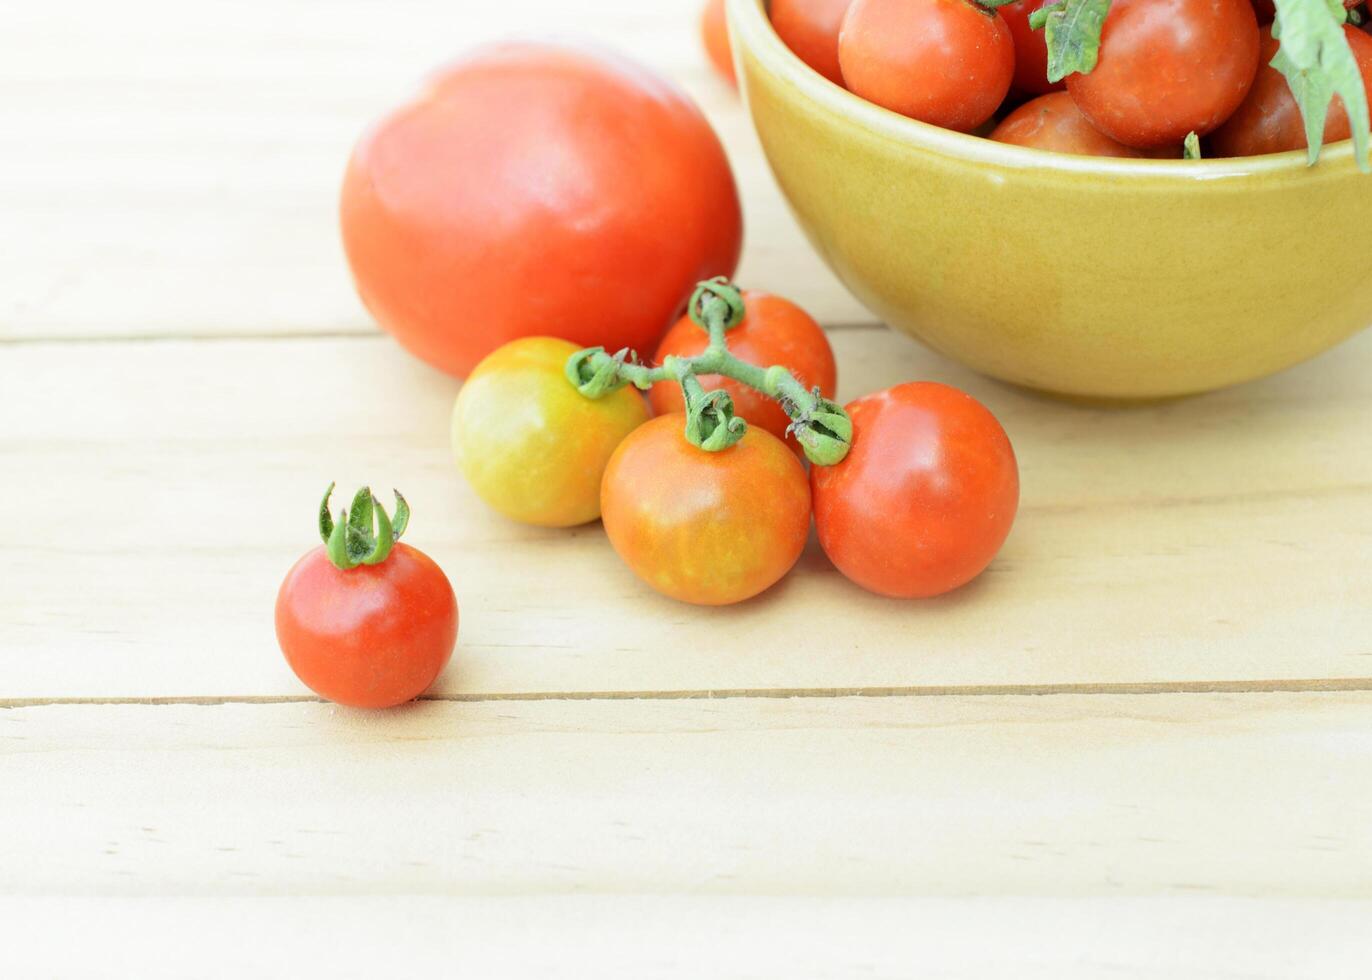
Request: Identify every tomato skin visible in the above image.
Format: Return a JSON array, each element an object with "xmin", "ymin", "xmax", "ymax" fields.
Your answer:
[
  {"xmin": 601, "ymin": 415, "xmax": 812, "ymax": 605},
  {"xmin": 649, "ymin": 291, "xmax": 837, "ymax": 448},
  {"xmin": 341, "ymin": 42, "xmax": 742, "ymax": 379},
  {"xmin": 991, "ymin": 92, "xmax": 1151, "ymax": 157},
  {"xmin": 811, "ymin": 383, "xmax": 1018, "ymax": 599},
  {"xmin": 701, "ymin": 0, "xmax": 737, "ymax": 86},
  {"xmin": 452, "ymin": 337, "xmax": 650, "ymax": 527},
  {"xmin": 1067, "ymin": 0, "xmax": 1260, "ymax": 149},
  {"xmin": 1212, "ymin": 26, "xmax": 1372, "ymax": 158},
  {"xmin": 770, "ymin": 0, "xmax": 854, "ymax": 85},
  {"xmin": 838, "ymin": 0, "xmax": 1015, "ymax": 132},
  {"xmin": 1000, "ymin": 0, "xmax": 1064, "ymax": 96},
  {"xmin": 276, "ymin": 544, "xmax": 458, "ymax": 709}
]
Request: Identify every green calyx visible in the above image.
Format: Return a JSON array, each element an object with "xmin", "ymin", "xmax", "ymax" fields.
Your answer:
[
  {"xmin": 563, "ymin": 278, "xmax": 853, "ymax": 465},
  {"xmin": 1030, "ymin": 0, "xmax": 1111, "ymax": 83},
  {"xmin": 318, "ymin": 483, "xmax": 411, "ymax": 570}
]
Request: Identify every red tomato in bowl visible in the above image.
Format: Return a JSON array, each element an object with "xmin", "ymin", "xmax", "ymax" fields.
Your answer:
[
  {"xmin": 991, "ymin": 92, "xmax": 1153, "ymax": 157},
  {"xmin": 811, "ymin": 383, "xmax": 1018, "ymax": 599},
  {"xmin": 837, "ymin": 0, "xmax": 1015, "ymax": 132},
  {"xmin": 770, "ymin": 0, "xmax": 853, "ymax": 85},
  {"xmin": 277, "ymin": 543, "xmax": 458, "ymax": 709},
  {"xmin": 999, "ymin": 0, "xmax": 1064, "ymax": 96},
  {"xmin": 601, "ymin": 415, "xmax": 811, "ymax": 605},
  {"xmin": 341, "ymin": 42, "xmax": 743, "ymax": 378},
  {"xmin": 649, "ymin": 290, "xmax": 837, "ymax": 448},
  {"xmin": 1067, "ymin": 0, "xmax": 1260, "ymax": 149},
  {"xmin": 1212, "ymin": 25, "xmax": 1372, "ymax": 158},
  {"xmin": 701, "ymin": 0, "xmax": 736, "ymax": 86}
]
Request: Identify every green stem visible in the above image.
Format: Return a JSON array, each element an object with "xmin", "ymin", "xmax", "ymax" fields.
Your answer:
[{"xmin": 566, "ymin": 279, "xmax": 853, "ymax": 466}]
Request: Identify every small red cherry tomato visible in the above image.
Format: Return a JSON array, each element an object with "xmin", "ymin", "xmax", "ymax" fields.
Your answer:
[
  {"xmin": 1212, "ymin": 25, "xmax": 1372, "ymax": 158},
  {"xmin": 340, "ymin": 42, "xmax": 742, "ymax": 378},
  {"xmin": 811, "ymin": 383, "xmax": 1019, "ymax": 599},
  {"xmin": 601, "ymin": 415, "xmax": 812, "ymax": 605},
  {"xmin": 838, "ymin": 0, "xmax": 1014, "ymax": 132},
  {"xmin": 770, "ymin": 0, "xmax": 854, "ymax": 85},
  {"xmin": 701, "ymin": 0, "xmax": 737, "ymax": 86},
  {"xmin": 649, "ymin": 290, "xmax": 837, "ymax": 449},
  {"xmin": 276, "ymin": 488, "xmax": 458, "ymax": 708},
  {"xmin": 1066, "ymin": 0, "xmax": 1260, "ymax": 149},
  {"xmin": 990, "ymin": 92, "xmax": 1152, "ymax": 157},
  {"xmin": 999, "ymin": 0, "xmax": 1064, "ymax": 96}
]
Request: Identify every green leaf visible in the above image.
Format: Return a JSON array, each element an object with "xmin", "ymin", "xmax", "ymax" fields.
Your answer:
[
  {"xmin": 1183, "ymin": 131, "xmax": 1202, "ymax": 160},
  {"xmin": 1031, "ymin": 0, "xmax": 1112, "ymax": 84},
  {"xmin": 1270, "ymin": 0, "xmax": 1370, "ymax": 171},
  {"xmin": 391, "ymin": 490, "xmax": 410, "ymax": 540},
  {"xmin": 318, "ymin": 482, "xmax": 336, "ymax": 544}
]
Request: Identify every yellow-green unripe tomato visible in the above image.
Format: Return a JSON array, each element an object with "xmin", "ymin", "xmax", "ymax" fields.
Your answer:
[{"xmin": 452, "ymin": 337, "xmax": 650, "ymax": 527}]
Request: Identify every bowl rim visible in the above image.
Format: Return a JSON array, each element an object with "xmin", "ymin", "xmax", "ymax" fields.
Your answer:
[{"xmin": 727, "ymin": 0, "xmax": 1362, "ymax": 181}]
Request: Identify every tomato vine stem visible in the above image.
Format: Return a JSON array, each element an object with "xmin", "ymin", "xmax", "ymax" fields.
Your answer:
[{"xmin": 566, "ymin": 279, "xmax": 852, "ymax": 465}]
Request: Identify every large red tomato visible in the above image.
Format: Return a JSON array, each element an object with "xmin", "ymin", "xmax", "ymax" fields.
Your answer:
[
  {"xmin": 1212, "ymin": 25, "xmax": 1372, "ymax": 158},
  {"xmin": 990, "ymin": 92, "xmax": 1153, "ymax": 157},
  {"xmin": 341, "ymin": 42, "xmax": 743, "ymax": 378},
  {"xmin": 838, "ymin": 0, "xmax": 1015, "ymax": 132},
  {"xmin": 811, "ymin": 383, "xmax": 1018, "ymax": 599},
  {"xmin": 649, "ymin": 290, "xmax": 837, "ymax": 447},
  {"xmin": 1067, "ymin": 0, "xmax": 1260, "ymax": 149}
]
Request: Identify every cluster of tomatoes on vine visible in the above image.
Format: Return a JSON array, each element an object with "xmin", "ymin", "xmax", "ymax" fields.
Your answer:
[{"xmin": 704, "ymin": 0, "xmax": 1372, "ymax": 163}]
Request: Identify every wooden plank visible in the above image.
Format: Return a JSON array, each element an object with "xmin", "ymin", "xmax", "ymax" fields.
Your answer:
[
  {"xmin": 0, "ymin": 0, "xmax": 866, "ymax": 341},
  {"xmin": 4, "ymin": 328, "xmax": 1370, "ymax": 699},
  {"xmin": 4, "ymin": 896, "xmax": 1370, "ymax": 980},
  {"xmin": 3, "ymin": 692, "xmax": 1370, "ymax": 896}
]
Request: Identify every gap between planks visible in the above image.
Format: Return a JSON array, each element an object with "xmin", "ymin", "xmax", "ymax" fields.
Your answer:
[{"xmin": 5, "ymin": 676, "xmax": 1372, "ymax": 710}]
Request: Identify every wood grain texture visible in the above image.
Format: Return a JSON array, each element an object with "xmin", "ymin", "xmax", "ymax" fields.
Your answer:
[
  {"xmin": 5, "ymin": 896, "xmax": 1371, "ymax": 979},
  {"xmin": 4, "ymin": 328, "xmax": 1369, "ymax": 699},
  {"xmin": 0, "ymin": 0, "xmax": 867, "ymax": 342},
  {"xmin": 4, "ymin": 692, "xmax": 1371, "ymax": 897}
]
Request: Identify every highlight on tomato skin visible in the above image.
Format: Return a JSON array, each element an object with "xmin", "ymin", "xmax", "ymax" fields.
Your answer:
[
  {"xmin": 339, "ymin": 40, "xmax": 742, "ymax": 379},
  {"xmin": 837, "ymin": 0, "xmax": 1015, "ymax": 132},
  {"xmin": 811, "ymin": 383, "xmax": 1019, "ymax": 600},
  {"xmin": 1212, "ymin": 24, "xmax": 1372, "ymax": 158},
  {"xmin": 600, "ymin": 414, "xmax": 812, "ymax": 607},
  {"xmin": 649, "ymin": 290, "xmax": 837, "ymax": 450}
]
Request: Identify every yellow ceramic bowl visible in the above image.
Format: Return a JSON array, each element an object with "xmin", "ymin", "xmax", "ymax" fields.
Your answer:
[{"xmin": 728, "ymin": 0, "xmax": 1372, "ymax": 399}]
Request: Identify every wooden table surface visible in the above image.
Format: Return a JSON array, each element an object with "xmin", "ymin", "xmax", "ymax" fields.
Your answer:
[{"xmin": 3, "ymin": 0, "xmax": 1370, "ymax": 974}]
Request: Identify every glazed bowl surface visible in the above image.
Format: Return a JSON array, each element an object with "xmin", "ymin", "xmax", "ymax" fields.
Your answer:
[{"xmin": 727, "ymin": 0, "xmax": 1372, "ymax": 399}]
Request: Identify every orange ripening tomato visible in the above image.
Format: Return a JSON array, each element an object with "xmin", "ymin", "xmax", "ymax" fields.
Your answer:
[
  {"xmin": 838, "ymin": 0, "xmax": 1015, "ymax": 132},
  {"xmin": 276, "ymin": 543, "xmax": 458, "ymax": 708},
  {"xmin": 811, "ymin": 383, "xmax": 1018, "ymax": 599},
  {"xmin": 1067, "ymin": 0, "xmax": 1260, "ymax": 149},
  {"xmin": 701, "ymin": 0, "xmax": 736, "ymax": 86},
  {"xmin": 999, "ymin": 0, "xmax": 1064, "ymax": 96},
  {"xmin": 1212, "ymin": 26, "xmax": 1372, "ymax": 158},
  {"xmin": 340, "ymin": 41, "xmax": 743, "ymax": 378},
  {"xmin": 990, "ymin": 92, "xmax": 1153, "ymax": 157},
  {"xmin": 770, "ymin": 0, "xmax": 854, "ymax": 85},
  {"xmin": 601, "ymin": 415, "xmax": 812, "ymax": 605},
  {"xmin": 649, "ymin": 291, "xmax": 837, "ymax": 448}
]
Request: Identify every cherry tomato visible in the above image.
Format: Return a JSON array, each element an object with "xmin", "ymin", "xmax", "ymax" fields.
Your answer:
[
  {"xmin": 601, "ymin": 415, "xmax": 811, "ymax": 605},
  {"xmin": 811, "ymin": 383, "xmax": 1018, "ymax": 599},
  {"xmin": 701, "ymin": 0, "xmax": 737, "ymax": 86},
  {"xmin": 990, "ymin": 92, "xmax": 1152, "ymax": 157},
  {"xmin": 1212, "ymin": 25, "xmax": 1372, "ymax": 158},
  {"xmin": 341, "ymin": 41, "xmax": 742, "ymax": 378},
  {"xmin": 648, "ymin": 290, "xmax": 837, "ymax": 448},
  {"xmin": 838, "ymin": 0, "xmax": 1015, "ymax": 132},
  {"xmin": 277, "ymin": 543, "xmax": 458, "ymax": 709},
  {"xmin": 770, "ymin": 0, "xmax": 853, "ymax": 85},
  {"xmin": 452, "ymin": 337, "xmax": 650, "ymax": 527},
  {"xmin": 1067, "ymin": 0, "xmax": 1260, "ymax": 149},
  {"xmin": 1000, "ymin": 0, "xmax": 1064, "ymax": 96}
]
